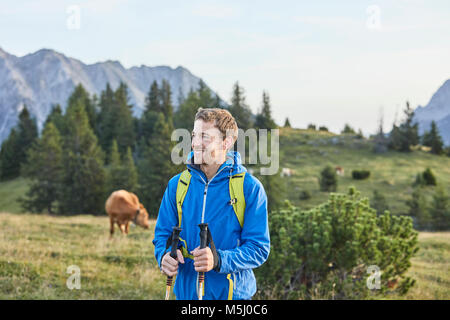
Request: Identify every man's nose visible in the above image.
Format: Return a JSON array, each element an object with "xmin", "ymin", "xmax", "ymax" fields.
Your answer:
[
  {"xmin": 192, "ymin": 136, "xmax": 203, "ymax": 147},
  {"xmin": 192, "ymin": 136, "xmax": 202, "ymax": 148}
]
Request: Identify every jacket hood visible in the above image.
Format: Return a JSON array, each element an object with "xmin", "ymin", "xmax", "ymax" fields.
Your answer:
[{"xmin": 186, "ymin": 150, "xmax": 247, "ymax": 183}]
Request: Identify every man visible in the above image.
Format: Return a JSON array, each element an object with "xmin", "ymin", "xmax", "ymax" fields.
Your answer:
[{"xmin": 153, "ymin": 108, "xmax": 270, "ymax": 300}]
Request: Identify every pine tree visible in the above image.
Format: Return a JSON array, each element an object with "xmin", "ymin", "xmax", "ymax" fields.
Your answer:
[
  {"xmin": 145, "ymin": 80, "xmax": 162, "ymax": 113},
  {"xmin": 388, "ymin": 124, "xmax": 403, "ymax": 151},
  {"xmin": 388, "ymin": 102, "xmax": 419, "ymax": 152},
  {"xmin": 406, "ymin": 187, "xmax": 431, "ymax": 230},
  {"xmin": 422, "ymin": 121, "xmax": 444, "ymax": 155},
  {"xmin": 197, "ymin": 79, "xmax": 216, "ymax": 108},
  {"xmin": 177, "ymin": 86, "xmax": 186, "ymax": 107},
  {"xmin": 0, "ymin": 129, "xmax": 20, "ymax": 180},
  {"xmin": 122, "ymin": 146, "xmax": 138, "ymax": 193},
  {"xmin": 113, "ymin": 82, "xmax": 136, "ymax": 155},
  {"xmin": 138, "ymin": 81, "xmax": 162, "ymax": 151},
  {"xmin": 20, "ymin": 122, "xmax": 63, "ymax": 213},
  {"xmin": 401, "ymin": 101, "xmax": 419, "ymax": 149},
  {"xmin": 97, "ymin": 83, "xmax": 116, "ymax": 155},
  {"xmin": 212, "ymin": 93, "xmax": 222, "ymax": 109},
  {"xmin": 422, "ymin": 167, "xmax": 437, "ymax": 186},
  {"xmin": 371, "ymin": 189, "xmax": 389, "ymax": 215},
  {"xmin": 373, "ymin": 109, "xmax": 388, "ymax": 153},
  {"xmin": 66, "ymin": 84, "xmax": 97, "ymax": 133},
  {"xmin": 106, "ymin": 139, "xmax": 122, "ymax": 195},
  {"xmin": 283, "ymin": 117, "xmax": 291, "ymax": 128},
  {"xmin": 160, "ymin": 79, "xmax": 174, "ymax": 125},
  {"xmin": 44, "ymin": 104, "xmax": 66, "ymax": 135},
  {"xmin": 390, "ymin": 101, "xmax": 419, "ymax": 152},
  {"xmin": 106, "ymin": 140, "xmax": 138, "ymax": 195},
  {"xmin": 256, "ymin": 187, "xmax": 419, "ymax": 299},
  {"xmin": 341, "ymin": 123, "xmax": 356, "ymax": 134},
  {"xmin": 16, "ymin": 105, "xmax": 39, "ymax": 168},
  {"xmin": 174, "ymin": 89, "xmax": 201, "ymax": 130},
  {"xmin": 319, "ymin": 165, "xmax": 338, "ymax": 192},
  {"xmin": 174, "ymin": 80, "xmax": 221, "ymax": 130},
  {"xmin": 138, "ymin": 113, "xmax": 179, "ymax": 216},
  {"xmin": 59, "ymin": 102, "xmax": 106, "ymax": 215},
  {"xmin": 96, "ymin": 83, "xmax": 135, "ymax": 159},
  {"xmin": 0, "ymin": 106, "xmax": 38, "ymax": 180},
  {"xmin": 430, "ymin": 184, "xmax": 450, "ymax": 230},
  {"xmin": 229, "ymin": 82, "xmax": 253, "ymax": 131},
  {"xmin": 255, "ymin": 91, "xmax": 277, "ymax": 130}
]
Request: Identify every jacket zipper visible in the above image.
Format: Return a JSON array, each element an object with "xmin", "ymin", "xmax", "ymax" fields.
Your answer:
[
  {"xmin": 191, "ymin": 163, "xmax": 232, "ymax": 223},
  {"xmin": 191, "ymin": 163, "xmax": 232, "ymax": 297}
]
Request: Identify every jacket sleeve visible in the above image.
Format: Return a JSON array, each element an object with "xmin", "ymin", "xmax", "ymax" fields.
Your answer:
[
  {"xmin": 152, "ymin": 174, "xmax": 180, "ymax": 269},
  {"xmin": 216, "ymin": 175, "xmax": 270, "ymax": 274}
]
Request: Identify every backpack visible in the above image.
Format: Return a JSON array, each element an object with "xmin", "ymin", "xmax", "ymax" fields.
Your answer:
[{"xmin": 175, "ymin": 169, "xmax": 246, "ymax": 259}]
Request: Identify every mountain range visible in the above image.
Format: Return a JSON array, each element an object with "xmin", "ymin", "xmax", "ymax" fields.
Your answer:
[
  {"xmin": 0, "ymin": 47, "xmax": 449, "ymax": 147},
  {"xmin": 0, "ymin": 47, "xmax": 216, "ymax": 144},
  {"xmin": 413, "ymin": 79, "xmax": 450, "ymax": 146}
]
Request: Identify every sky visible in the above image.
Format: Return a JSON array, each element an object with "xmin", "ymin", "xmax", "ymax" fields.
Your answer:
[{"xmin": 1, "ymin": 0, "xmax": 450, "ymax": 136}]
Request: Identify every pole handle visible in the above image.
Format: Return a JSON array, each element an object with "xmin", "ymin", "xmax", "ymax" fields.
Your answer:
[
  {"xmin": 170, "ymin": 226, "xmax": 182, "ymax": 259},
  {"xmin": 198, "ymin": 223, "xmax": 208, "ymax": 249}
]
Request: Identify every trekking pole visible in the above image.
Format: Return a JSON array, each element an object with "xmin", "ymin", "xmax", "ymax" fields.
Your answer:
[
  {"xmin": 165, "ymin": 226, "xmax": 182, "ymax": 300},
  {"xmin": 197, "ymin": 223, "xmax": 208, "ymax": 300}
]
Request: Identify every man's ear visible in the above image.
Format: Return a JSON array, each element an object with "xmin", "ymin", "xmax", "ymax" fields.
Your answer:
[{"xmin": 223, "ymin": 136, "xmax": 233, "ymax": 151}]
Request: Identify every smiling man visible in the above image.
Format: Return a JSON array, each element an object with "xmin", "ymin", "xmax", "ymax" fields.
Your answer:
[{"xmin": 153, "ymin": 107, "xmax": 270, "ymax": 300}]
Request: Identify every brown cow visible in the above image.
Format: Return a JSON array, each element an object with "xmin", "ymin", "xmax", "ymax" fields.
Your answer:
[{"xmin": 105, "ymin": 190, "xmax": 149, "ymax": 237}]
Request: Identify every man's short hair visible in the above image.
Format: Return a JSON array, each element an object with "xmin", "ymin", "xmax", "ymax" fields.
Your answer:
[{"xmin": 194, "ymin": 108, "xmax": 239, "ymax": 145}]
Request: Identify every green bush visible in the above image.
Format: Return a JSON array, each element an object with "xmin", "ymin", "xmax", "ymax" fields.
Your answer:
[
  {"xmin": 413, "ymin": 167, "xmax": 437, "ymax": 187},
  {"xmin": 299, "ymin": 190, "xmax": 312, "ymax": 200},
  {"xmin": 255, "ymin": 186, "xmax": 419, "ymax": 299},
  {"xmin": 422, "ymin": 168, "xmax": 437, "ymax": 186},
  {"xmin": 351, "ymin": 169, "xmax": 371, "ymax": 180},
  {"xmin": 319, "ymin": 165, "xmax": 337, "ymax": 192}
]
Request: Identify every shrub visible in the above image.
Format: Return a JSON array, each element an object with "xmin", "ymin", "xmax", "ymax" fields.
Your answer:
[
  {"xmin": 299, "ymin": 190, "xmax": 312, "ymax": 200},
  {"xmin": 255, "ymin": 186, "xmax": 419, "ymax": 299},
  {"xmin": 422, "ymin": 168, "xmax": 437, "ymax": 186},
  {"xmin": 352, "ymin": 169, "xmax": 371, "ymax": 180},
  {"xmin": 413, "ymin": 167, "xmax": 437, "ymax": 187},
  {"xmin": 319, "ymin": 165, "xmax": 337, "ymax": 192}
]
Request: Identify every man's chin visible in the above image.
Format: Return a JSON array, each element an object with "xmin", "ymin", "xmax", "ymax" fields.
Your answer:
[{"xmin": 193, "ymin": 155, "xmax": 206, "ymax": 165}]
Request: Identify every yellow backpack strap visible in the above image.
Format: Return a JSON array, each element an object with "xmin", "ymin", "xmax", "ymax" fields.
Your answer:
[
  {"xmin": 176, "ymin": 169, "xmax": 191, "ymax": 228},
  {"xmin": 229, "ymin": 172, "xmax": 246, "ymax": 228}
]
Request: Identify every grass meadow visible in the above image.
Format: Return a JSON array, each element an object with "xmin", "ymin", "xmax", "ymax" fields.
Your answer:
[
  {"xmin": 1, "ymin": 128, "xmax": 449, "ymax": 299},
  {"xmin": 0, "ymin": 212, "xmax": 448, "ymax": 299}
]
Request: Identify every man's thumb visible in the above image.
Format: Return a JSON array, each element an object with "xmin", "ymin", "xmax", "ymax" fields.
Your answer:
[{"xmin": 177, "ymin": 249, "xmax": 185, "ymax": 264}]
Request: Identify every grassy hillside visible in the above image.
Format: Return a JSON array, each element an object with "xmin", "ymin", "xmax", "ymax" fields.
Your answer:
[
  {"xmin": 394, "ymin": 232, "xmax": 450, "ymax": 300},
  {"xmin": 0, "ymin": 213, "xmax": 164, "ymax": 299},
  {"xmin": 0, "ymin": 128, "xmax": 448, "ymax": 299},
  {"xmin": 277, "ymin": 128, "xmax": 450, "ymax": 215},
  {"xmin": 0, "ymin": 212, "xmax": 448, "ymax": 299},
  {"xmin": 1, "ymin": 128, "xmax": 448, "ymax": 217},
  {"xmin": 0, "ymin": 177, "xmax": 30, "ymax": 213}
]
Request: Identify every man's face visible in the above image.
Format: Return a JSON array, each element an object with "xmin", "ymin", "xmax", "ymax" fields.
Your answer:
[{"xmin": 191, "ymin": 120, "xmax": 225, "ymax": 165}]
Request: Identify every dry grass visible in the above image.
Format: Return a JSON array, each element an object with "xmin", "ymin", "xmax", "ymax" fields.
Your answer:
[
  {"xmin": 1, "ymin": 212, "xmax": 449, "ymax": 299},
  {"xmin": 0, "ymin": 212, "xmax": 166, "ymax": 299}
]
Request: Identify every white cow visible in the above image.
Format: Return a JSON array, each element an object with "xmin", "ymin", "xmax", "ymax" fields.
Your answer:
[{"xmin": 281, "ymin": 168, "xmax": 295, "ymax": 177}]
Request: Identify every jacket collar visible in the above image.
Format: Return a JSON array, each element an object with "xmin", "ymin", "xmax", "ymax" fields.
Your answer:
[{"xmin": 186, "ymin": 151, "xmax": 244, "ymax": 185}]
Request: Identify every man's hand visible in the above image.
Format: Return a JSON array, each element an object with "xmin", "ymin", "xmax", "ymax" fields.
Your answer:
[
  {"xmin": 191, "ymin": 246, "xmax": 214, "ymax": 272},
  {"xmin": 161, "ymin": 250, "xmax": 184, "ymax": 277}
]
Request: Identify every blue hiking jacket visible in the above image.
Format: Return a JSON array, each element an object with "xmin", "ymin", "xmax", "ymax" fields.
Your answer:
[{"xmin": 152, "ymin": 150, "xmax": 270, "ymax": 300}]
